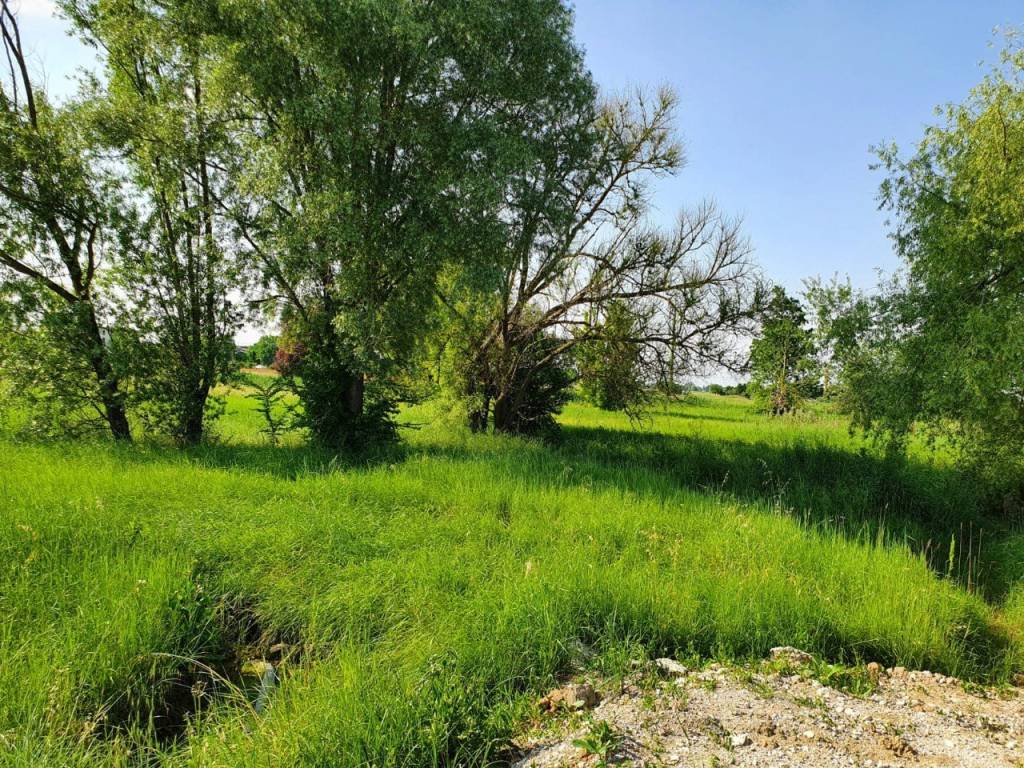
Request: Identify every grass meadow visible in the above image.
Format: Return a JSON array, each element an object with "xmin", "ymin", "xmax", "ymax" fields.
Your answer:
[{"xmin": 2, "ymin": 389, "xmax": 1023, "ymax": 766}]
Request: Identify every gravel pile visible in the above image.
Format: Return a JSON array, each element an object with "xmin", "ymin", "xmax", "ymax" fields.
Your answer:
[{"xmin": 514, "ymin": 658, "xmax": 1023, "ymax": 767}]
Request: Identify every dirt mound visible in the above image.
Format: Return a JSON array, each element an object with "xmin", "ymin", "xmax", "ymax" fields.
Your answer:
[{"xmin": 514, "ymin": 660, "xmax": 1022, "ymax": 767}]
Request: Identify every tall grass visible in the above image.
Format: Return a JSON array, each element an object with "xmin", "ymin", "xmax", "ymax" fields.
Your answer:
[{"xmin": 0, "ymin": 393, "xmax": 1019, "ymax": 766}]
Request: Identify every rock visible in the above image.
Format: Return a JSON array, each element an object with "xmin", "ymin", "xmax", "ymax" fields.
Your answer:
[
  {"xmin": 882, "ymin": 734, "xmax": 917, "ymax": 757},
  {"xmin": 268, "ymin": 642, "xmax": 294, "ymax": 661},
  {"xmin": 770, "ymin": 646, "xmax": 814, "ymax": 666},
  {"xmin": 538, "ymin": 683, "xmax": 599, "ymax": 713},
  {"xmin": 730, "ymin": 733, "xmax": 751, "ymax": 748},
  {"xmin": 890, "ymin": 666, "xmax": 907, "ymax": 678},
  {"xmin": 654, "ymin": 658, "xmax": 689, "ymax": 678},
  {"xmin": 240, "ymin": 660, "xmax": 278, "ymax": 714}
]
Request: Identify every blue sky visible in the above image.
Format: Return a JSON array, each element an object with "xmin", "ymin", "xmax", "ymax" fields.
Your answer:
[
  {"xmin": 12, "ymin": 0, "xmax": 1022, "ymax": 295},
  {"xmin": 572, "ymin": 0, "xmax": 1020, "ymax": 293}
]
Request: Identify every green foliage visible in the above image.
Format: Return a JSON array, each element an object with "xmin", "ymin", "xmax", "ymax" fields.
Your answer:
[
  {"xmin": 707, "ymin": 382, "xmax": 748, "ymax": 397},
  {"xmin": 443, "ymin": 87, "xmax": 763, "ymax": 434},
  {"xmin": 206, "ymin": 0, "xmax": 593, "ymax": 447},
  {"xmin": 244, "ymin": 335, "xmax": 279, "ymax": 367},
  {"xmin": 274, "ymin": 311, "xmax": 399, "ymax": 451},
  {"xmin": 573, "ymin": 719, "xmax": 622, "ymax": 765},
  {"xmin": 492, "ymin": 330, "xmax": 576, "ymax": 437},
  {"xmin": 0, "ymin": 285, "xmax": 122, "ymax": 438},
  {"xmin": 1, "ymin": 393, "xmax": 1020, "ymax": 766},
  {"xmin": 809, "ymin": 36, "xmax": 1024, "ymax": 502},
  {"xmin": 244, "ymin": 374, "xmax": 296, "ymax": 446},
  {"xmin": 873, "ymin": 40, "xmax": 1024, "ymax": 493},
  {"xmin": 0, "ymin": 2, "xmax": 132, "ymax": 439},
  {"xmin": 577, "ymin": 301, "xmax": 648, "ymax": 412},
  {"xmin": 66, "ymin": 0, "xmax": 244, "ymax": 445},
  {"xmin": 749, "ymin": 287, "xmax": 817, "ymax": 415}
]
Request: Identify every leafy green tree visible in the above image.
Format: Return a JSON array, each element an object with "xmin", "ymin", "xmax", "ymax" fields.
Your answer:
[
  {"xmin": 63, "ymin": 0, "xmax": 244, "ymax": 445},
  {"xmin": 749, "ymin": 287, "xmax": 816, "ymax": 415},
  {"xmin": 0, "ymin": 1, "xmax": 131, "ymax": 439},
  {"xmin": 490, "ymin": 329, "xmax": 575, "ymax": 438},
  {"xmin": 245, "ymin": 336, "xmax": 279, "ymax": 367},
  {"xmin": 210, "ymin": 0, "xmax": 593, "ymax": 449},
  {"xmin": 818, "ymin": 35, "xmax": 1024, "ymax": 497},
  {"xmin": 803, "ymin": 275, "xmax": 878, "ymax": 405}
]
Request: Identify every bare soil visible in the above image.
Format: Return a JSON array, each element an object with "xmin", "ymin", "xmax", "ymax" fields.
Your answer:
[{"xmin": 513, "ymin": 660, "xmax": 1024, "ymax": 767}]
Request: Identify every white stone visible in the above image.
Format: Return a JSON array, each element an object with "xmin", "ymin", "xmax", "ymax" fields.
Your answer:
[{"xmin": 654, "ymin": 657, "xmax": 688, "ymax": 677}]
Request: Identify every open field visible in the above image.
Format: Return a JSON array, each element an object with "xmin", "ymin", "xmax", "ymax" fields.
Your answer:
[{"xmin": 2, "ymin": 393, "xmax": 1022, "ymax": 766}]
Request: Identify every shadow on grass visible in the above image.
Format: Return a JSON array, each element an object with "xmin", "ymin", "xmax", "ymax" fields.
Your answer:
[
  {"xmin": 555, "ymin": 424, "xmax": 979, "ymax": 530},
  {"xmin": 185, "ymin": 440, "xmax": 404, "ymax": 479},
  {"xmin": 71, "ymin": 436, "xmax": 405, "ymax": 481},
  {"xmin": 76, "ymin": 417, "xmax": 1006, "ymax": 595},
  {"xmin": 548, "ymin": 424, "xmax": 1005, "ymax": 594}
]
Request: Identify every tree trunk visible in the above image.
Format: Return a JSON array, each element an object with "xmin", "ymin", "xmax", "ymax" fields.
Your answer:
[
  {"xmin": 81, "ymin": 304, "xmax": 131, "ymax": 441},
  {"xmin": 181, "ymin": 385, "xmax": 209, "ymax": 446},
  {"xmin": 468, "ymin": 393, "xmax": 490, "ymax": 433},
  {"xmin": 345, "ymin": 372, "xmax": 364, "ymax": 419},
  {"xmin": 492, "ymin": 392, "xmax": 512, "ymax": 434},
  {"xmin": 96, "ymin": 362, "xmax": 132, "ymax": 441}
]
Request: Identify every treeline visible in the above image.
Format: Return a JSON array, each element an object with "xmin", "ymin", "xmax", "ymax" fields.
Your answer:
[
  {"xmin": 4, "ymin": 2, "xmax": 1022, "ymax": 503},
  {"xmin": 745, "ymin": 34, "xmax": 1024, "ymax": 505},
  {"xmin": 804, "ymin": 30, "xmax": 1024, "ymax": 503},
  {"xmin": 0, "ymin": 0, "xmax": 765, "ymax": 448}
]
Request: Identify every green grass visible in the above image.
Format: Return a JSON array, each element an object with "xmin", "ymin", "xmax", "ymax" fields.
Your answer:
[{"xmin": 0, "ymin": 393, "xmax": 1020, "ymax": 766}]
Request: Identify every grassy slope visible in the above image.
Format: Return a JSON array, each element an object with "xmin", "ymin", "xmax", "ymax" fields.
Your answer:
[{"xmin": 0, "ymin": 393, "xmax": 1019, "ymax": 766}]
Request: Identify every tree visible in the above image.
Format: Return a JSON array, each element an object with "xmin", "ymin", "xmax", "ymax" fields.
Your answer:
[
  {"xmin": 819, "ymin": 35, "xmax": 1024, "ymax": 497},
  {"xmin": 0, "ymin": 0, "xmax": 131, "ymax": 440},
  {"xmin": 207, "ymin": 0, "xmax": 594, "ymax": 449},
  {"xmin": 803, "ymin": 275, "xmax": 875, "ymax": 402},
  {"xmin": 442, "ymin": 88, "xmax": 764, "ymax": 434},
  {"xmin": 63, "ymin": 0, "xmax": 244, "ymax": 446},
  {"xmin": 245, "ymin": 335, "xmax": 279, "ymax": 367},
  {"xmin": 748, "ymin": 286, "xmax": 816, "ymax": 415}
]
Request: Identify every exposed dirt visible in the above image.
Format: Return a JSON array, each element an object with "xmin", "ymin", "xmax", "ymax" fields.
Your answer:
[{"xmin": 513, "ymin": 658, "xmax": 1024, "ymax": 767}]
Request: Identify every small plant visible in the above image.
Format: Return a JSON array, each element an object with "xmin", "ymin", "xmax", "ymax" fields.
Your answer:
[
  {"xmin": 734, "ymin": 668, "xmax": 774, "ymax": 699},
  {"xmin": 793, "ymin": 695, "xmax": 827, "ymax": 712},
  {"xmin": 811, "ymin": 660, "xmax": 878, "ymax": 696},
  {"xmin": 962, "ymin": 680, "xmax": 989, "ymax": 698},
  {"xmin": 573, "ymin": 719, "xmax": 622, "ymax": 765},
  {"xmin": 246, "ymin": 376, "xmax": 297, "ymax": 446}
]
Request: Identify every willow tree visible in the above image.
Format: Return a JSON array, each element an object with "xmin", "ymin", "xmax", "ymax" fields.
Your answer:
[
  {"xmin": 0, "ymin": 0, "xmax": 131, "ymax": 439},
  {"xmin": 815, "ymin": 36, "xmax": 1024, "ymax": 500},
  {"xmin": 62, "ymin": 0, "xmax": 243, "ymax": 445},
  {"xmin": 440, "ymin": 89, "xmax": 764, "ymax": 434},
  {"xmin": 208, "ymin": 0, "xmax": 594, "ymax": 449}
]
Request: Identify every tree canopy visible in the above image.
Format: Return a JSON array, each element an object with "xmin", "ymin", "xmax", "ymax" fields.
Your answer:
[
  {"xmin": 811, "ymin": 37, "xmax": 1024, "ymax": 499},
  {"xmin": 749, "ymin": 286, "xmax": 816, "ymax": 415},
  {"xmin": 0, "ymin": 0, "xmax": 766, "ymax": 449}
]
